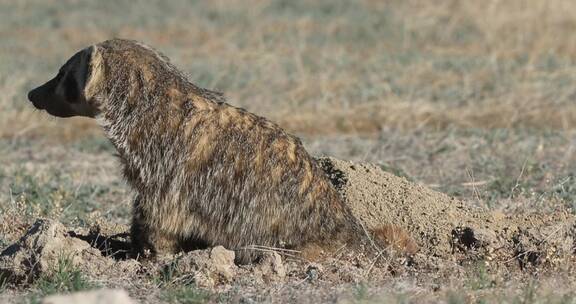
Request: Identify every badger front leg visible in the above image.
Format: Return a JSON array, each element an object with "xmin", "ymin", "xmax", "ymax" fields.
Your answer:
[{"xmin": 130, "ymin": 195, "xmax": 180, "ymax": 259}]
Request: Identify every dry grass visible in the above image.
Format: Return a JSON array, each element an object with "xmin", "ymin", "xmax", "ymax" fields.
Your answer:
[{"xmin": 280, "ymin": 98, "xmax": 576, "ymax": 135}]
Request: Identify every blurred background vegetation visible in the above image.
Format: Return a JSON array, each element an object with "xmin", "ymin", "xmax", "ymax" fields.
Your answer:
[{"xmin": 1, "ymin": 0, "xmax": 575, "ymax": 139}]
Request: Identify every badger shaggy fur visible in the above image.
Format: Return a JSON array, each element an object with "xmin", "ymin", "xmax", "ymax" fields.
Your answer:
[{"xmin": 27, "ymin": 39, "xmax": 412, "ymax": 263}]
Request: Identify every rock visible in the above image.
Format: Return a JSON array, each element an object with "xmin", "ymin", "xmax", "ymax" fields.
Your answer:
[
  {"xmin": 0, "ymin": 219, "xmax": 109, "ymax": 283},
  {"xmin": 42, "ymin": 289, "xmax": 135, "ymax": 304}
]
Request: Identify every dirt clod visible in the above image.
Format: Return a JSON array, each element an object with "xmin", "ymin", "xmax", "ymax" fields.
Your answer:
[
  {"xmin": 0, "ymin": 219, "xmax": 107, "ymax": 283},
  {"xmin": 0, "ymin": 219, "xmax": 139, "ymax": 284},
  {"xmin": 155, "ymin": 246, "xmax": 238, "ymax": 288},
  {"xmin": 254, "ymin": 252, "xmax": 286, "ymax": 281},
  {"xmin": 209, "ymin": 246, "xmax": 237, "ymax": 281}
]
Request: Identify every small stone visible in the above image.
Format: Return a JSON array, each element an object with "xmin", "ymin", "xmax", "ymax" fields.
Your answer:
[{"xmin": 306, "ymin": 263, "xmax": 323, "ymax": 281}]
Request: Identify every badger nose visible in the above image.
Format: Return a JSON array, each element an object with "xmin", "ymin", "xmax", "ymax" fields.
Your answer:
[
  {"xmin": 27, "ymin": 89, "xmax": 36, "ymax": 102},
  {"xmin": 28, "ymin": 86, "xmax": 43, "ymax": 103}
]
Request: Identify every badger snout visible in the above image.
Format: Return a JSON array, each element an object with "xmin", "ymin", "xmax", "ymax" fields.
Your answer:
[{"xmin": 27, "ymin": 86, "xmax": 45, "ymax": 109}]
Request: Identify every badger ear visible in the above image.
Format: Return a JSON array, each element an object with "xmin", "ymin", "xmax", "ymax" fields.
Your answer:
[{"xmin": 83, "ymin": 46, "xmax": 104, "ymax": 100}]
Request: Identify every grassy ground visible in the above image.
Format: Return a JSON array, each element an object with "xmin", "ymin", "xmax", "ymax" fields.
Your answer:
[{"xmin": 1, "ymin": 0, "xmax": 575, "ymax": 303}]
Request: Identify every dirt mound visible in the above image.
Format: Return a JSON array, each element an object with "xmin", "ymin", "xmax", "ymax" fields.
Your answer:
[{"xmin": 319, "ymin": 157, "xmax": 576, "ymax": 268}]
